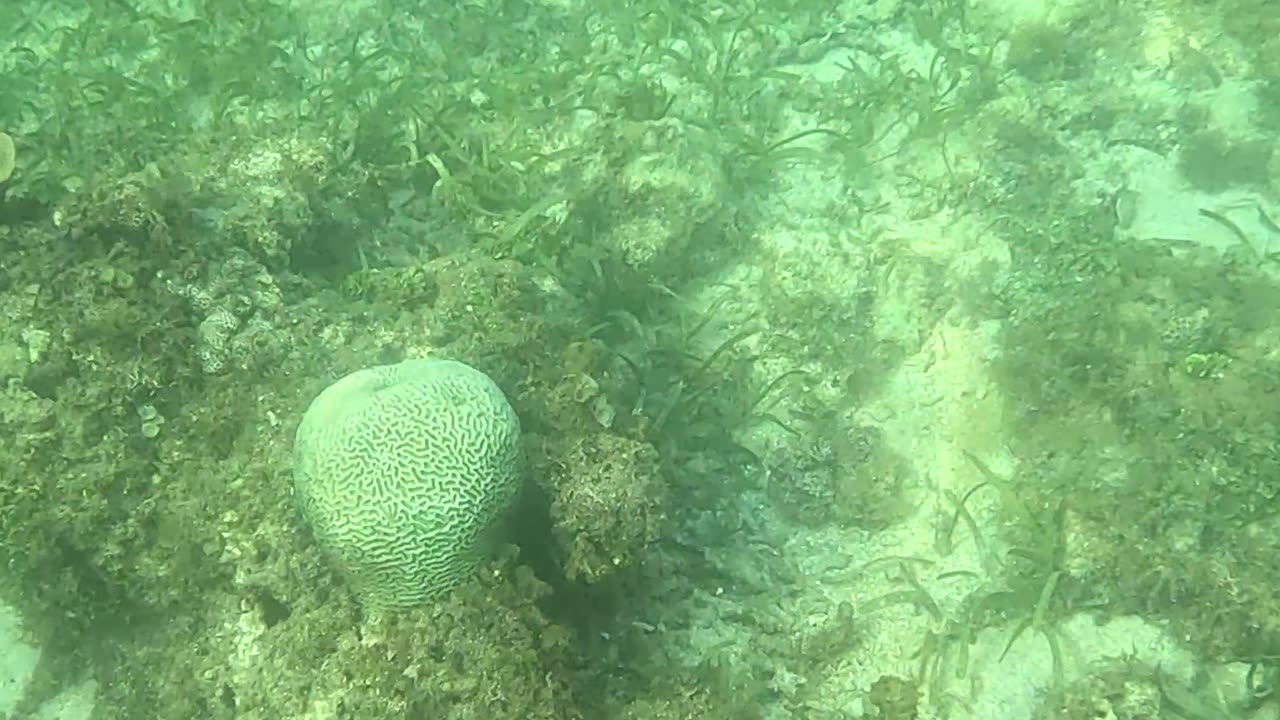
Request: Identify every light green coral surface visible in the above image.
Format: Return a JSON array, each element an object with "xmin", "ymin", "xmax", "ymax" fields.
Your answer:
[{"xmin": 293, "ymin": 358, "xmax": 523, "ymax": 610}]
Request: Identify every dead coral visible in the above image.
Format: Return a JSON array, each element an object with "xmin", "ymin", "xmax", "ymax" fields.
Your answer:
[
  {"xmin": 94, "ymin": 549, "xmax": 580, "ymax": 719},
  {"xmin": 868, "ymin": 674, "xmax": 920, "ymax": 720},
  {"xmin": 541, "ymin": 433, "xmax": 664, "ymax": 583}
]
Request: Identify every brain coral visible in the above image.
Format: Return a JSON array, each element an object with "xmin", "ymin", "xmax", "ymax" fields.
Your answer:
[{"xmin": 292, "ymin": 358, "xmax": 523, "ymax": 609}]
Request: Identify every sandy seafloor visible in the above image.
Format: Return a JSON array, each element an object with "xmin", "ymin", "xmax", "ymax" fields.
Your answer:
[
  {"xmin": 2, "ymin": 0, "xmax": 1278, "ymax": 717},
  {"xmin": 651, "ymin": 1, "xmax": 1277, "ymax": 717}
]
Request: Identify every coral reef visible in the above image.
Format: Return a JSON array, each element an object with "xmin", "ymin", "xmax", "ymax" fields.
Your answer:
[{"xmin": 1, "ymin": 1, "xmax": 1278, "ymax": 719}]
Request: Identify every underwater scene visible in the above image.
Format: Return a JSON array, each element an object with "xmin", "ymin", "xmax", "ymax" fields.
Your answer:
[{"xmin": 1, "ymin": 0, "xmax": 1278, "ymax": 718}]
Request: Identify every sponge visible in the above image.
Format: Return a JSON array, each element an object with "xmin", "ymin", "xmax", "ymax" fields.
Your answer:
[{"xmin": 292, "ymin": 358, "xmax": 522, "ymax": 609}]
